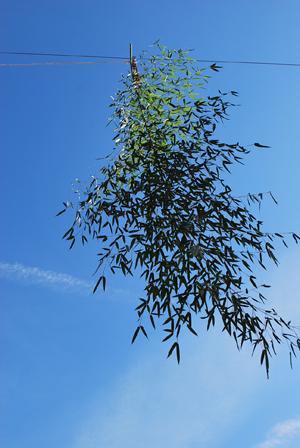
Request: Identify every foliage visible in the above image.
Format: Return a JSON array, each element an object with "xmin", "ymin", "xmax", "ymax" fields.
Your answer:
[{"xmin": 59, "ymin": 43, "xmax": 300, "ymax": 376}]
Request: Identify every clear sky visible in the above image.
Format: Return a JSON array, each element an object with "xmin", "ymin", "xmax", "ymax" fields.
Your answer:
[{"xmin": 1, "ymin": 1, "xmax": 300, "ymax": 447}]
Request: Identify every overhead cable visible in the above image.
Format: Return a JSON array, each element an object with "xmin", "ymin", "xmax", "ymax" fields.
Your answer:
[{"xmin": 1, "ymin": 50, "xmax": 300, "ymax": 68}]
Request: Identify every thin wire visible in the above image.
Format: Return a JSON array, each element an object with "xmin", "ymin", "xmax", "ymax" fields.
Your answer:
[
  {"xmin": 0, "ymin": 60, "xmax": 128, "ymax": 68},
  {"xmin": 197, "ymin": 59, "xmax": 300, "ymax": 68},
  {"xmin": 0, "ymin": 51, "xmax": 128, "ymax": 60},
  {"xmin": 1, "ymin": 50, "xmax": 300, "ymax": 68}
]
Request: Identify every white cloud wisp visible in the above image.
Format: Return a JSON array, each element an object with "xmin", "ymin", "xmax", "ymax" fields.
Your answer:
[
  {"xmin": 0, "ymin": 261, "xmax": 92, "ymax": 294},
  {"xmin": 256, "ymin": 418, "xmax": 300, "ymax": 448},
  {"xmin": 73, "ymin": 334, "xmax": 262, "ymax": 448}
]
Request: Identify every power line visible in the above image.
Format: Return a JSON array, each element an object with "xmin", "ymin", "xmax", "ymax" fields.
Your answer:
[
  {"xmin": 0, "ymin": 51, "xmax": 127, "ymax": 60},
  {"xmin": 1, "ymin": 50, "xmax": 300, "ymax": 68},
  {"xmin": 197, "ymin": 59, "xmax": 300, "ymax": 68},
  {"xmin": 0, "ymin": 60, "xmax": 127, "ymax": 68}
]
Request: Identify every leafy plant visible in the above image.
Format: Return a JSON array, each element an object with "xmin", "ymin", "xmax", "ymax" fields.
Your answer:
[{"xmin": 59, "ymin": 43, "xmax": 300, "ymax": 376}]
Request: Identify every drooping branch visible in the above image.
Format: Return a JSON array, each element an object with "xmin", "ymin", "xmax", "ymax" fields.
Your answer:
[{"xmin": 59, "ymin": 43, "xmax": 300, "ymax": 376}]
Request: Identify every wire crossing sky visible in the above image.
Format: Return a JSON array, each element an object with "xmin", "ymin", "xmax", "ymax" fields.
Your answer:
[{"xmin": 2, "ymin": 50, "xmax": 300, "ymax": 68}]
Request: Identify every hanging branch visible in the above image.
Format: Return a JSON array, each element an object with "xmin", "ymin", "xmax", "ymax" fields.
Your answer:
[{"xmin": 59, "ymin": 43, "xmax": 300, "ymax": 377}]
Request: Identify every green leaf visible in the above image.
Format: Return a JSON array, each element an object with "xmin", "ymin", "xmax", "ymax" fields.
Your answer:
[
  {"xmin": 269, "ymin": 192, "xmax": 278, "ymax": 204},
  {"xmin": 254, "ymin": 142, "xmax": 270, "ymax": 148},
  {"xmin": 167, "ymin": 341, "xmax": 179, "ymax": 361},
  {"xmin": 131, "ymin": 326, "xmax": 141, "ymax": 344},
  {"xmin": 187, "ymin": 325, "xmax": 198, "ymax": 336},
  {"xmin": 56, "ymin": 209, "xmax": 66, "ymax": 216},
  {"xmin": 249, "ymin": 276, "xmax": 257, "ymax": 288},
  {"xmin": 140, "ymin": 325, "xmax": 148, "ymax": 339},
  {"xmin": 93, "ymin": 276, "xmax": 105, "ymax": 293}
]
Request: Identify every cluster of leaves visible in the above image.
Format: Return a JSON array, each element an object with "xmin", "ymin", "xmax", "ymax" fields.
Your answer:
[{"xmin": 59, "ymin": 43, "xmax": 300, "ymax": 376}]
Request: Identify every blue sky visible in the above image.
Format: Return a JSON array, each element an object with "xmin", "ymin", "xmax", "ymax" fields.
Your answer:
[{"xmin": 1, "ymin": 1, "xmax": 300, "ymax": 447}]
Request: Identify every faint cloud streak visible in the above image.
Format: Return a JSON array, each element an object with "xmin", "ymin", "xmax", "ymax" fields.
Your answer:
[
  {"xmin": 0, "ymin": 261, "xmax": 92, "ymax": 294},
  {"xmin": 256, "ymin": 418, "xmax": 300, "ymax": 448},
  {"xmin": 73, "ymin": 335, "xmax": 261, "ymax": 448}
]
